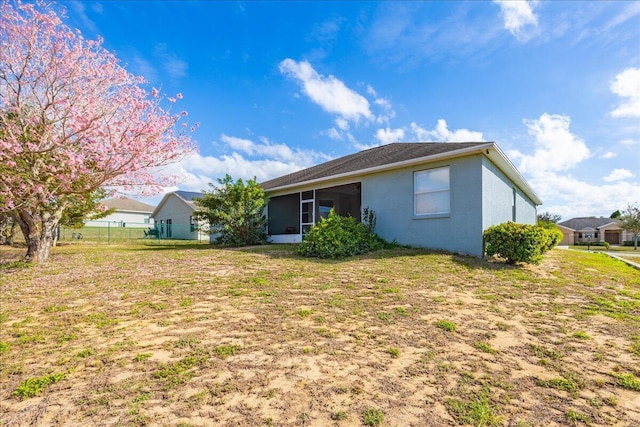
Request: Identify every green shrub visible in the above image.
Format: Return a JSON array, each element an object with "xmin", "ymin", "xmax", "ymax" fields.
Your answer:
[
  {"xmin": 298, "ymin": 209, "xmax": 384, "ymax": 259},
  {"xmin": 13, "ymin": 373, "xmax": 65, "ymax": 399},
  {"xmin": 484, "ymin": 222, "xmax": 560, "ymax": 264},
  {"xmin": 362, "ymin": 408, "xmax": 384, "ymax": 426}
]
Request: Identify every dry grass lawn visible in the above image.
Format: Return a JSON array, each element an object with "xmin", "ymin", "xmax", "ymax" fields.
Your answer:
[{"xmin": 1, "ymin": 242, "xmax": 639, "ymax": 426}]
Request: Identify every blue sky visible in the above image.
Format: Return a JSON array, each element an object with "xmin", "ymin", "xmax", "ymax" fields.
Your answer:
[{"xmin": 59, "ymin": 0, "xmax": 639, "ymax": 219}]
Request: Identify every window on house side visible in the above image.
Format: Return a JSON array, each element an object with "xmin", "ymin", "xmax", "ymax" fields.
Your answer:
[{"xmin": 414, "ymin": 166, "xmax": 450, "ymax": 216}]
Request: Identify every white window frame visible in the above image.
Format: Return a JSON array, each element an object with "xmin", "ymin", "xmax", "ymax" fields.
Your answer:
[{"xmin": 414, "ymin": 166, "xmax": 450, "ymax": 217}]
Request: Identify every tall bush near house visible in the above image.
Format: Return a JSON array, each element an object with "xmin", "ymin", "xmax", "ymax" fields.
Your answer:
[
  {"xmin": 298, "ymin": 209, "xmax": 383, "ymax": 259},
  {"xmin": 536, "ymin": 220, "xmax": 564, "ymax": 252},
  {"xmin": 484, "ymin": 222, "xmax": 560, "ymax": 264},
  {"xmin": 195, "ymin": 175, "xmax": 269, "ymax": 246}
]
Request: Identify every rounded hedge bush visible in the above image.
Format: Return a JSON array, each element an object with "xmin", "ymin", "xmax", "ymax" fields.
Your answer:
[
  {"xmin": 484, "ymin": 221, "xmax": 561, "ymax": 264},
  {"xmin": 297, "ymin": 210, "xmax": 383, "ymax": 259}
]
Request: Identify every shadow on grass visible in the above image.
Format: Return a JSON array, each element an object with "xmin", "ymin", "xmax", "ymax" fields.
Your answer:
[{"xmin": 232, "ymin": 243, "xmax": 524, "ymax": 271}]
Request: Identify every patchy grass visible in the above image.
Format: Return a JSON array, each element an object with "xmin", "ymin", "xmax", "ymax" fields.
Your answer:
[
  {"xmin": 1, "ymin": 243, "xmax": 639, "ymax": 425},
  {"xmin": 436, "ymin": 319, "xmax": 457, "ymax": 332},
  {"xmin": 362, "ymin": 407, "xmax": 384, "ymax": 426},
  {"xmin": 12, "ymin": 373, "xmax": 65, "ymax": 399}
]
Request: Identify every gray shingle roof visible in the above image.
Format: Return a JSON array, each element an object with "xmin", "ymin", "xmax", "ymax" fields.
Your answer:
[
  {"xmin": 175, "ymin": 190, "xmax": 203, "ymax": 201},
  {"xmin": 260, "ymin": 142, "xmax": 489, "ymax": 190},
  {"xmin": 103, "ymin": 197, "xmax": 155, "ymax": 213},
  {"xmin": 558, "ymin": 217, "xmax": 619, "ymax": 230}
]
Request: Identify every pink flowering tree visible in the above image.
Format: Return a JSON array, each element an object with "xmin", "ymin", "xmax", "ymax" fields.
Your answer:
[{"xmin": 0, "ymin": 1, "xmax": 197, "ymax": 262}]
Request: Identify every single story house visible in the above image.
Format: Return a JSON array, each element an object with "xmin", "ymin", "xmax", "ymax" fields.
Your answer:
[
  {"xmin": 150, "ymin": 191, "xmax": 208, "ymax": 241},
  {"xmin": 260, "ymin": 142, "xmax": 542, "ymax": 257},
  {"xmin": 557, "ymin": 217, "xmax": 632, "ymax": 245},
  {"xmin": 85, "ymin": 197, "xmax": 155, "ymax": 228}
]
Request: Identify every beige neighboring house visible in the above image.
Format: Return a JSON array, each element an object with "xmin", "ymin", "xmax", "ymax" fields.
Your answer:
[
  {"xmin": 85, "ymin": 197, "xmax": 155, "ymax": 228},
  {"xmin": 150, "ymin": 191, "xmax": 209, "ymax": 241},
  {"xmin": 557, "ymin": 217, "xmax": 632, "ymax": 246}
]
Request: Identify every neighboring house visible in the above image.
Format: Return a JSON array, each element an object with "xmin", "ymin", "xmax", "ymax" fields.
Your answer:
[
  {"xmin": 85, "ymin": 197, "xmax": 155, "ymax": 228},
  {"xmin": 150, "ymin": 191, "xmax": 208, "ymax": 241},
  {"xmin": 557, "ymin": 217, "xmax": 632, "ymax": 245},
  {"xmin": 261, "ymin": 142, "xmax": 541, "ymax": 257}
]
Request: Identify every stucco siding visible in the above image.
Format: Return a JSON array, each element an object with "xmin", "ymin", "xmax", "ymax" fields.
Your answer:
[
  {"xmin": 153, "ymin": 195, "xmax": 202, "ymax": 240},
  {"xmin": 481, "ymin": 157, "xmax": 536, "ymax": 230},
  {"xmin": 362, "ymin": 155, "xmax": 484, "ymax": 256},
  {"xmin": 515, "ymin": 190, "xmax": 537, "ymax": 224}
]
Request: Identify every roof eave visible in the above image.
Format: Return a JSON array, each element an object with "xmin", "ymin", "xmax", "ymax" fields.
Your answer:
[
  {"xmin": 265, "ymin": 142, "xmax": 542, "ymax": 206},
  {"xmin": 265, "ymin": 143, "xmax": 494, "ymax": 192}
]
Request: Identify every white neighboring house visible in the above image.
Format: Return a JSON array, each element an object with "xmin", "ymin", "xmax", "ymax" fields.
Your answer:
[
  {"xmin": 85, "ymin": 197, "xmax": 155, "ymax": 228},
  {"xmin": 150, "ymin": 191, "xmax": 209, "ymax": 241}
]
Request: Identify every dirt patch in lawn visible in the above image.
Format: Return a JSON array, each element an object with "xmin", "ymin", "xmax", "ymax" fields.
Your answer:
[{"xmin": 1, "ymin": 243, "xmax": 639, "ymax": 426}]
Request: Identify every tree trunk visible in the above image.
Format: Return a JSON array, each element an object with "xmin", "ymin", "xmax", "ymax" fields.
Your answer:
[{"xmin": 13, "ymin": 207, "xmax": 64, "ymax": 263}]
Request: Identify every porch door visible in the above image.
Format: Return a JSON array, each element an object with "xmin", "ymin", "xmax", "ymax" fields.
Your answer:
[
  {"xmin": 166, "ymin": 219, "xmax": 172, "ymax": 238},
  {"xmin": 301, "ymin": 190, "xmax": 315, "ymax": 235}
]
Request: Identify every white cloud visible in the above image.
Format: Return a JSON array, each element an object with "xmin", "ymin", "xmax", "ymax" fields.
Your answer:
[
  {"xmin": 374, "ymin": 97, "xmax": 396, "ymax": 124},
  {"xmin": 504, "ymin": 113, "xmax": 639, "ymax": 218},
  {"xmin": 220, "ymin": 134, "xmax": 254, "ymax": 153},
  {"xmin": 603, "ymin": 168, "xmax": 635, "ymax": 182},
  {"xmin": 335, "ymin": 117, "xmax": 350, "ymax": 131},
  {"xmin": 527, "ymin": 171, "xmax": 640, "ymax": 219},
  {"xmin": 375, "ymin": 127, "xmax": 405, "ymax": 145},
  {"xmin": 410, "ymin": 119, "xmax": 485, "ymax": 142},
  {"xmin": 141, "ymin": 135, "xmax": 334, "ymax": 202},
  {"xmin": 68, "ymin": 0, "xmax": 99, "ymax": 33},
  {"xmin": 600, "ymin": 151, "xmax": 617, "ymax": 159},
  {"xmin": 154, "ymin": 43, "xmax": 188, "ymax": 80},
  {"xmin": 509, "ymin": 113, "xmax": 590, "ymax": 174},
  {"xmin": 279, "ymin": 59, "xmax": 373, "ymax": 123},
  {"xmin": 325, "ymin": 127, "xmax": 342, "ymax": 140},
  {"xmin": 493, "ymin": 0, "xmax": 538, "ymax": 41},
  {"xmin": 610, "ymin": 67, "xmax": 640, "ymax": 118},
  {"xmin": 132, "ymin": 56, "xmax": 158, "ymax": 83},
  {"xmin": 220, "ymin": 134, "xmax": 330, "ymax": 165},
  {"xmin": 621, "ymin": 138, "xmax": 640, "ymax": 146}
]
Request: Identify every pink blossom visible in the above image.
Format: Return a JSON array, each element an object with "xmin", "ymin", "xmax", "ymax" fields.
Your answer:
[{"xmin": 0, "ymin": 0, "xmax": 196, "ymax": 261}]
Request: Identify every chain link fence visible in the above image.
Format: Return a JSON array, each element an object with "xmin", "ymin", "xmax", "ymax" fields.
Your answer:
[{"xmin": 59, "ymin": 221, "xmax": 210, "ymax": 243}]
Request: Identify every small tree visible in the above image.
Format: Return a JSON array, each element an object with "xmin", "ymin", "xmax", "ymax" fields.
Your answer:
[
  {"xmin": 195, "ymin": 175, "xmax": 269, "ymax": 246},
  {"xmin": 59, "ymin": 190, "xmax": 114, "ymax": 230},
  {"xmin": 1, "ymin": 1, "xmax": 196, "ymax": 262},
  {"xmin": 537, "ymin": 211, "xmax": 561, "ymax": 224},
  {"xmin": 53, "ymin": 190, "xmax": 114, "ymax": 246},
  {"xmin": 619, "ymin": 203, "xmax": 640, "ymax": 250},
  {"xmin": 610, "ymin": 210, "xmax": 622, "ymax": 219}
]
